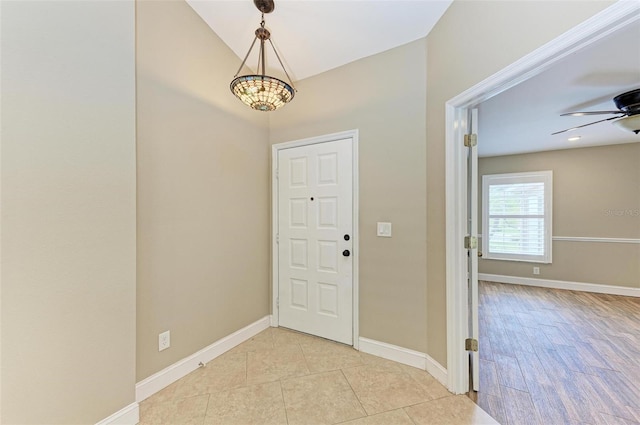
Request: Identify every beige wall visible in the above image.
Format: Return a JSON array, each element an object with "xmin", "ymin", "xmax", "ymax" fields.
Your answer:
[
  {"xmin": 1, "ymin": 1, "xmax": 137, "ymax": 423},
  {"xmin": 136, "ymin": 0, "xmax": 271, "ymax": 381},
  {"xmin": 0, "ymin": 2, "xmax": 624, "ymax": 421},
  {"xmin": 425, "ymin": 0, "xmax": 614, "ymax": 366},
  {"xmin": 269, "ymin": 40, "xmax": 428, "ymax": 352},
  {"xmin": 478, "ymin": 143, "xmax": 640, "ymax": 288}
]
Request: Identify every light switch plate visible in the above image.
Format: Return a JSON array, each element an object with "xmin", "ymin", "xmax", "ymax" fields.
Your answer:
[{"xmin": 377, "ymin": 222, "xmax": 392, "ymax": 237}]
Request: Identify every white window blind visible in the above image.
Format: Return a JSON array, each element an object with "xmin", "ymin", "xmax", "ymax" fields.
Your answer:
[{"xmin": 482, "ymin": 171, "xmax": 552, "ymax": 263}]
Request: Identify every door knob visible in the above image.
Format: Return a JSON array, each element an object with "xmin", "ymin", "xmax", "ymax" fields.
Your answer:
[
  {"xmin": 343, "ymin": 250, "xmax": 351, "ymax": 257},
  {"xmin": 478, "ymin": 251, "xmax": 483, "ymax": 258}
]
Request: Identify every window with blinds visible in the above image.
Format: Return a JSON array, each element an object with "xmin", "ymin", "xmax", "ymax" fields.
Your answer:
[{"xmin": 482, "ymin": 171, "xmax": 552, "ymax": 263}]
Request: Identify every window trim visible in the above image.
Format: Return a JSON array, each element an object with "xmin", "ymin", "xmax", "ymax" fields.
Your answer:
[{"xmin": 481, "ymin": 170, "xmax": 553, "ymax": 264}]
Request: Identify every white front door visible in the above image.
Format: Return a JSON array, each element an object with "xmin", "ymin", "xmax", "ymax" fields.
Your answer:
[{"xmin": 277, "ymin": 138, "xmax": 353, "ymax": 345}]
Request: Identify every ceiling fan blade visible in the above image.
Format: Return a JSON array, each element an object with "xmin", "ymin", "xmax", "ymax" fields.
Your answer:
[
  {"xmin": 560, "ymin": 110, "xmax": 622, "ymax": 116},
  {"xmin": 551, "ymin": 115, "xmax": 623, "ymax": 135}
]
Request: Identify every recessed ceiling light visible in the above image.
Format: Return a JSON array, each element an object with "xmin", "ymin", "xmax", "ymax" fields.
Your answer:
[{"xmin": 568, "ymin": 136, "xmax": 581, "ymax": 142}]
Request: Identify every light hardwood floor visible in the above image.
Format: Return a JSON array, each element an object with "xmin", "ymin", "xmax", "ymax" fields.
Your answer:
[{"xmin": 472, "ymin": 280, "xmax": 640, "ymax": 425}]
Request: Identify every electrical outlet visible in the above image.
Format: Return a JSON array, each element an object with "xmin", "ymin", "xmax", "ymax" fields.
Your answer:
[
  {"xmin": 533, "ymin": 267, "xmax": 540, "ymax": 275},
  {"xmin": 159, "ymin": 330, "xmax": 170, "ymax": 351}
]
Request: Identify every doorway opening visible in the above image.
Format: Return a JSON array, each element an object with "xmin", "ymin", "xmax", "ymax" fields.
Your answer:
[{"xmin": 445, "ymin": 2, "xmax": 640, "ymax": 395}]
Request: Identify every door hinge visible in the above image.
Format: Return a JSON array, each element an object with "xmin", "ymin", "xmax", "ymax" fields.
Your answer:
[
  {"xmin": 276, "ymin": 233, "xmax": 279, "ymax": 244},
  {"xmin": 465, "ymin": 338, "xmax": 478, "ymax": 352},
  {"xmin": 275, "ymin": 168, "xmax": 279, "ymax": 179},
  {"xmin": 276, "ymin": 297, "xmax": 279, "ymax": 308},
  {"xmin": 464, "ymin": 133, "xmax": 477, "ymax": 147},
  {"xmin": 464, "ymin": 236, "xmax": 477, "ymax": 249}
]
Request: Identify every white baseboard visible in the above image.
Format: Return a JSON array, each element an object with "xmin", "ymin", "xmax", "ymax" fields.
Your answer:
[
  {"xmin": 95, "ymin": 402, "xmax": 139, "ymax": 425},
  {"xmin": 425, "ymin": 355, "xmax": 449, "ymax": 386},
  {"xmin": 479, "ymin": 273, "xmax": 640, "ymax": 298},
  {"xmin": 136, "ymin": 315, "xmax": 271, "ymax": 402},
  {"xmin": 358, "ymin": 337, "xmax": 448, "ymax": 388}
]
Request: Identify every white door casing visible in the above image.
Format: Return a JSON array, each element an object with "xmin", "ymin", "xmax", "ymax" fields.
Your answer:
[{"xmin": 272, "ymin": 131, "xmax": 359, "ymax": 346}]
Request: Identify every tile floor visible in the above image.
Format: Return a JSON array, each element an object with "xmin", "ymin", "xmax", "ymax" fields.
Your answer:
[{"xmin": 139, "ymin": 327, "xmax": 498, "ymax": 424}]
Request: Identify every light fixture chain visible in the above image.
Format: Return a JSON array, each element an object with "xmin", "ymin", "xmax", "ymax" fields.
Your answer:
[
  {"xmin": 259, "ymin": 38, "xmax": 266, "ymax": 76},
  {"xmin": 234, "ymin": 35, "xmax": 259, "ymax": 77},
  {"xmin": 268, "ymin": 38, "xmax": 296, "ymax": 90}
]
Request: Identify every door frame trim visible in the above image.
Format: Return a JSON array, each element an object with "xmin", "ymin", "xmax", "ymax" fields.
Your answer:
[
  {"xmin": 271, "ymin": 129, "xmax": 360, "ymax": 349},
  {"xmin": 445, "ymin": 2, "xmax": 640, "ymax": 394}
]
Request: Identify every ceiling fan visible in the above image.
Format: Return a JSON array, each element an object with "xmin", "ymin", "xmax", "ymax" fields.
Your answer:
[{"xmin": 552, "ymin": 88, "xmax": 640, "ymax": 135}]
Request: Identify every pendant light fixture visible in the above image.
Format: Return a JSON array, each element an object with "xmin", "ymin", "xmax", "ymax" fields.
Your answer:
[{"xmin": 230, "ymin": 0, "xmax": 296, "ymax": 112}]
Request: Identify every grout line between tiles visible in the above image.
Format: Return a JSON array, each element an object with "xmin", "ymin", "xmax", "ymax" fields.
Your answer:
[
  {"xmin": 298, "ymin": 342, "xmax": 313, "ymax": 376},
  {"xmin": 399, "ymin": 406, "xmax": 420, "ymax": 425},
  {"xmin": 339, "ymin": 368, "xmax": 367, "ymax": 418},
  {"xmin": 244, "ymin": 351, "xmax": 248, "ymax": 385},
  {"xmin": 199, "ymin": 394, "xmax": 210, "ymax": 425},
  {"xmin": 278, "ymin": 379, "xmax": 290, "ymax": 425}
]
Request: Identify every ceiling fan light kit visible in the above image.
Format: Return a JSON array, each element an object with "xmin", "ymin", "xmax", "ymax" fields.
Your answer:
[
  {"xmin": 230, "ymin": 0, "xmax": 296, "ymax": 112},
  {"xmin": 612, "ymin": 114, "xmax": 640, "ymax": 135},
  {"xmin": 553, "ymin": 88, "xmax": 640, "ymax": 135}
]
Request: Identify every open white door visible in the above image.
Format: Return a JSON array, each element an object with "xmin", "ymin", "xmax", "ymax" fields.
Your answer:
[{"xmin": 467, "ymin": 109, "xmax": 480, "ymax": 392}]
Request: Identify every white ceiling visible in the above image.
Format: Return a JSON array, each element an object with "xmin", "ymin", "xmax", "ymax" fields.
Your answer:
[
  {"xmin": 187, "ymin": 0, "xmax": 452, "ymax": 81},
  {"xmin": 478, "ymin": 20, "xmax": 640, "ymax": 157},
  {"xmin": 186, "ymin": 1, "xmax": 639, "ymax": 158}
]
